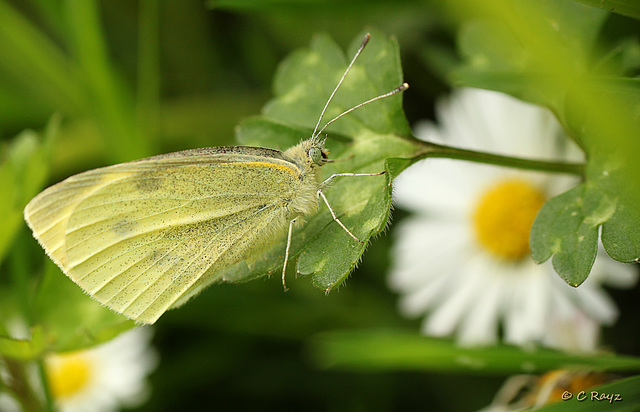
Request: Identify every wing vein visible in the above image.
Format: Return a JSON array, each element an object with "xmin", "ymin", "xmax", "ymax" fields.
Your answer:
[
  {"xmin": 71, "ymin": 201, "xmax": 280, "ymax": 277},
  {"xmin": 132, "ymin": 205, "xmax": 281, "ymax": 318}
]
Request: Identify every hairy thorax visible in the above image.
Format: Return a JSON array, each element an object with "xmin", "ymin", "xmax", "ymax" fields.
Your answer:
[{"xmin": 282, "ymin": 140, "xmax": 324, "ymax": 218}]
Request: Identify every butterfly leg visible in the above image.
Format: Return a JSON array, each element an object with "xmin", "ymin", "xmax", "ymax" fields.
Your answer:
[
  {"xmin": 320, "ymin": 170, "xmax": 388, "ymax": 187},
  {"xmin": 317, "ymin": 170, "xmax": 388, "ymax": 244},
  {"xmin": 282, "ymin": 217, "xmax": 298, "ymax": 292},
  {"xmin": 317, "ymin": 190, "xmax": 364, "ymax": 243}
]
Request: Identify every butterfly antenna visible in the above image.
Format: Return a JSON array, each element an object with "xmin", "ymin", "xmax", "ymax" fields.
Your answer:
[
  {"xmin": 312, "ymin": 33, "xmax": 371, "ymax": 139},
  {"xmin": 314, "ymin": 82, "xmax": 409, "ymax": 138}
]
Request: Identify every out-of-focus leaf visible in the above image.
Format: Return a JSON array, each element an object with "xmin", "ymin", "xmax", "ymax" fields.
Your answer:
[
  {"xmin": 64, "ymin": 0, "xmax": 150, "ymax": 162},
  {"xmin": 309, "ymin": 330, "xmax": 640, "ymax": 374},
  {"xmin": 569, "ymin": 0, "xmax": 640, "ymax": 20},
  {"xmin": 0, "ymin": 1, "xmax": 83, "ymax": 113},
  {"xmin": 32, "ymin": 261, "xmax": 134, "ymax": 352},
  {"xmin": 0, "ymin": 117, "xmax": 58, "ymax": 262},
  {"xmin": 0, "ymin": 326, "xmax": 46, "ymax": 360},
  {"xmin": 208, "ymin": 0, "xmax": 419, "ymax": 12},
  {"xmin": 450, "ymin": 0, "xmax": 608, "ymax": 122}
]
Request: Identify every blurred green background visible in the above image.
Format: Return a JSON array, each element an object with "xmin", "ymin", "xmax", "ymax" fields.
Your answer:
[{"xmin": 1, "ymin": 1, "xmax": 639, "ymax": 411}]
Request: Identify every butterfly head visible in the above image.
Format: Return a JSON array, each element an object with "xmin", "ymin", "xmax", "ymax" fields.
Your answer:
[{"xmin": 308, "ymin": 136, "xmax": 329, "ymax": 167}]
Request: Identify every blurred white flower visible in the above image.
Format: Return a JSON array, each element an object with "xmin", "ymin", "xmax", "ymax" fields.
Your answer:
[
  {"xmin": 0, "ymin": 394, "xmax": 20, "ymax": 412},
  {"xmin": 45, "ymin": 327, "xmax": 158, "ymax": 412},
  {"xmin": 389, "ymin": 88, "xmax": 637, "ymax": 351}
]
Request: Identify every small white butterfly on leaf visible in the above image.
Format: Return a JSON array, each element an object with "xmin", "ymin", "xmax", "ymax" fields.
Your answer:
[{"xmin": 24, "ymin": 33, "xmax": 408, "ymax": 324}]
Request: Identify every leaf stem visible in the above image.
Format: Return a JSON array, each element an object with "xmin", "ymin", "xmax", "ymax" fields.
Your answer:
[
  {"xmin": 37, "ymin": 358, "xmax": 55, "ymax": 412},
  {"xmin": 410, "ymin": 138, "xmax": 585, "ymax": 175}
]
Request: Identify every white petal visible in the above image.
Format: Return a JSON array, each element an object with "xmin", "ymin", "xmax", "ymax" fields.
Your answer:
[
  {"xmin": 0, "ymin": 394, "xmax": 20, "ymax": 412},
  {"xmin": 510, "ymin": 265, "xmax": 549, "ymax": 343},
  {"xmin": 51, "ymin": 328, "xmax": 157, "ymax": 412},
  {"xmin": 589, "ymin": 252, "xmax": 639, "ymax": 289},
  {"xmin": 389, "ymin": 218, "xmax": 468, "ymax": 291},
  {"xmin": 424, "ymin": 252, "xmax": 487, "ymax": 336},
  {"xmin": 573, "ymin": 286, "xmax": 618, "ymax": 325},
  {"xmin": 398, "ymin": 274, "xmax": 451, "ymax": 317},
  {"xmin": 457, "ymin": 270, "xmax": 503, "ymax": 345},
  {"xmin": 435, "ymin": 89, "xmax": 562, "ymax": 159},
  {"xmin": 543, "ymin": 305, "xmax": 600, "ymax": 352},
  {"xmin": 394, "ymin": 158, "xmax": 478, "ymax": 216}
]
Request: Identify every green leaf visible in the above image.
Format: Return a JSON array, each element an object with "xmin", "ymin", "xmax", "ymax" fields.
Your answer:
[
  {"xmin": 385, "ymin": 156, "xmax": 416, "ymax": 180},
  {"xmin": 535, "ymin": 375, "xmax": 640, "ymax": 411},
  {"xmin": 530, "ymin": 185, "xmax": 600, "ymax": 287},
  {"xmin": 531, "ymin": 78, "xmax": 640, "ymax": 283},
  {"xmin": 0, "ymin": 118, "xmax": 58, "ymax": 262},
  {"xmin": 567, "ymin": 80, "xmax": 640, "ymax": 264},
  {"xmin": 450, "ymin": 0, "xmax": 640, "ymax": 285},
  {"xmin": 0, "ymin": 326, "xmax": 46, "ymax": 360},
  {"xmin": 585, "ymin": 153, "xmax": 640, "ymax": 264},
  {"xmin": 32, "ymin": 261, "xmax": 134, "ymax": 353},
  {"xmin": 309, "ymin": 330, "xmax": 640, "ymax": 374},
  {"xmin": 601, "ymin": 201, "xmax": 640, "ymax": 262},
  {"xmin": 0, "ymin": 1, "xmax": 84, "ymax": 113},
  {"xmin": 450, "ymin": 0, "xmax": 608, "ymax": 119},
  {"xmin": 64, "ymin": 0, "xmax": 150, "ymax": 162},
  {"xmin": 458, "ymin": 20, "xmax": 529, "ymax": 72},
  {"xmin": 264, "ymin": 31, "xmax": 412, "ymax": 137},
  {"xmin": 207, "ymin": 0, "xmax": 418, "ymax": 12},
  {"xmin": 221, "ymin": 30, "xmax": 419, "ymax": 291},
  {"xmin": 569, "ymin": 0, "xmax": 640, "ymax": 20}
]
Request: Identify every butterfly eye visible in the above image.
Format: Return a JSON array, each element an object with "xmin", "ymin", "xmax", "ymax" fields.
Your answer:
[{"xmin": 309, "ymin": 147, "xmax": 325, "ymax": 166}]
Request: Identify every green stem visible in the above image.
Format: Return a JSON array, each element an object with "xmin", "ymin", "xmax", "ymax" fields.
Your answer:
[
  {"xmin": 409, "ymin": 138, "xmax": 585, "ymax": 175},
  {"xmin": 9, "ymin": 232, "xmax": 33, "ymax": 325},
  {"xmin": 37, "ymin": 359, "xmax": 55, "ymax": 412}
]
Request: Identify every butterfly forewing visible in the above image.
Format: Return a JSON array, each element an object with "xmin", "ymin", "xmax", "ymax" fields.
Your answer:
[{"xmin": 24, "ymin": 148, "xmax": 302, "ymax": 323}]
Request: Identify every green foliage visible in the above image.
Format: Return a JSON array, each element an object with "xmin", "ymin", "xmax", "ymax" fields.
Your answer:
[
  {"xmin": 310, "ymin": 330, "xmax": 640, "ymax": 374},
  {"xmin": 451, "ymin": 0, "xmax": 608, "ymax": 124},
  {"xmin": 530, "ymin": 185, "xmax": 600, "ymax": 286},
  {"xmin": 448, "ymin": 0, "xmax": 640, "ymax": 286},
  {"xmin": 0, "ymin": 118, "xmax": 57, "ymax": 261},
  {"xmin": 228, "ymin": 30, "xmax": 418, "ymax": 291},
  {"xmin": 0, "ymin": 0, "xmax": 150, "ymax": 162},
  {"xmin": 570, "ymin": 0, "xmax": 640, "ymax": 20},
  {"xmin": 0, "ymin": 326, "xmax": 45, "ymax": 360},
  {"xmin": 0, "ymin": 1, "xmax": 639, "ymax": 411},
  {"xmin": 31, "ymin": 262, "xmax": 134, "ymax": 353}
]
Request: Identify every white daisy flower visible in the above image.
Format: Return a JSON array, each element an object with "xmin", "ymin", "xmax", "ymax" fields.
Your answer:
[
  {"xmin": 45, "ymin": 327, "xmax": 158, "ymax": 412},
  {"xmin": 389, "ymin": 88, "xmax": 637, "ymax": 351}
]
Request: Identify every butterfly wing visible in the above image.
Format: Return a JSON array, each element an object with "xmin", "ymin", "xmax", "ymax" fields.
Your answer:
[{"xmin": 24, "ymin": 147, "xmax": 301, "ymax": 324}]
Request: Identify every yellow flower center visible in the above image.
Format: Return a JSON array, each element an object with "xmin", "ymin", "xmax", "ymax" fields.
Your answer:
[
  {"xmin": 472, "ymin": 178, "xmax": 546, "ymax": 261},
  {"xmin": 47, "ymin": 354, "xmax": 92, "ymax": 399}
]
